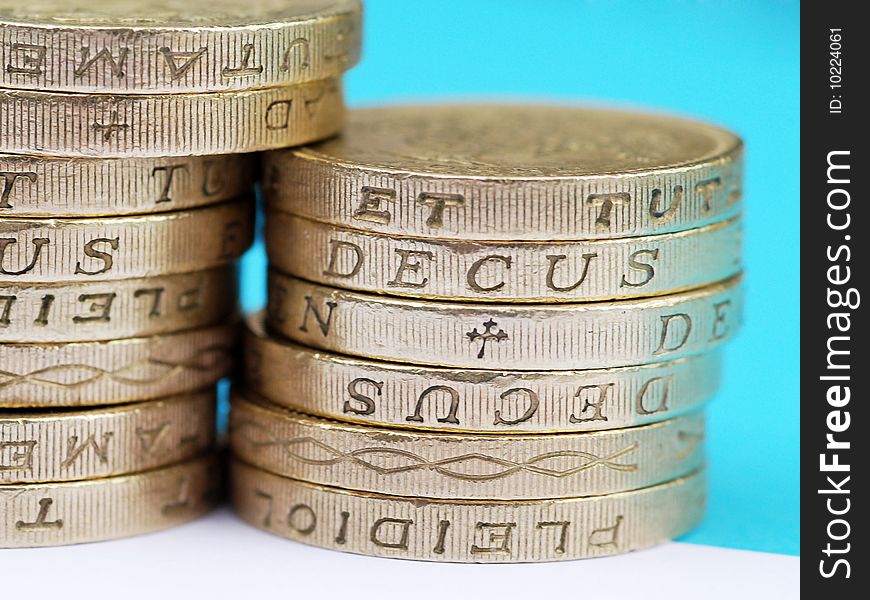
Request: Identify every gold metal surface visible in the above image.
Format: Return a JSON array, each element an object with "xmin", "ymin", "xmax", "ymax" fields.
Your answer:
[
  {"xmin": 0, "ymin": 390, "xmax": 215, "ymax": 483},
  {"xmin": 0, "ymin": 80, "xmax": 344, "ymax": 157},
  {"xmin": 0, "ymin": 267, "xmax": 237, "ymax": 343},
  {"xmin": 267, "ymin": 272, "xmax": 743, "ymax": 370},
  {"xmin": 0, "ymin": 0, "xmax": 361, "ymax": 93},
  {"xmin": 230, "ymin": 389, "xmax": 705, "ymax": 500},
  {"xmin": 231, "ymin": 458, "xmax": 706, "ymax": 563},
  {"xmin": 267, "ymin": 212, "xmax": 743, "ymax": 302},
  {"xmin": 263, "ymin": 104, "xmax": 743, "ymax": 240},
  {"xmin": 0, "ymin": 200, "xmax": 253, "ymax": 282},
  {"xmin": 244, "ymin": 313, "xmax": 721, "ymax": 433},
  {"xmin": 1, "ymin": 454, "xmax": 218, "ymax": 548},
  {"xmin": 0, "ymin": 322, "xmax": 236, "ymax": 407},
  {"xmin": 0, "ymin": 153, "xmax": 254, "ymax": 216}
]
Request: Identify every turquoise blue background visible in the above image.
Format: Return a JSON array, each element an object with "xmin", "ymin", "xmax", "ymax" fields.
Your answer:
[{"xmin": 240, "ymin": 0, "xmax": 800, "ymax": 556}]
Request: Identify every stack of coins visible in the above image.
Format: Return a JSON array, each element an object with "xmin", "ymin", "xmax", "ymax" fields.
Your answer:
[
  {"xmin": 0, "ymin": 0, "xmax": 361, "ymax": 548},
  {"xmin": 230, "ymin": 105, "xmax": 745, "ymax": 562}
]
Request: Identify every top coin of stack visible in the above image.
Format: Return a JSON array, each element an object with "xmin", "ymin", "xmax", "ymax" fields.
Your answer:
[
  {"xmin": 0, "ymin": 0, "xmax": 361, "ymax": 157},
  {"xmin": 1, "ymin": 0, "xmax": 361, "ymax": 548},
  {"xmin": 229, "ymin": 104, "xmax": 745, "ymax": 563}
]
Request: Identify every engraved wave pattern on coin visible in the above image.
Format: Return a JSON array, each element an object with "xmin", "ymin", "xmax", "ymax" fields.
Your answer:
[
  {"xmin": 234, "ymin": 419, "xmax": 641, "ymax": 481},
  {"xmin": 0, "ymin": 344, "xmax": 232, "ymax": 390}
]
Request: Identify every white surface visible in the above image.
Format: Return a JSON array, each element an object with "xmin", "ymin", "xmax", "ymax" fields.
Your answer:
[{"xmin": 0, "ymin": 507, "xmax": 798, "ymax": 600}]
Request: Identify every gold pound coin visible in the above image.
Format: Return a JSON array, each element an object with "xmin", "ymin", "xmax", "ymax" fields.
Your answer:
[
  {"xmin": 0, "ymin": 323, "xmax": 236, "ymax": 408},
  {"xmin": 0, "ymin": 199, "xmax": 253, "ymax": 282},
  {"xmin": 0, "ymin": 390, "xmax": 215, "ymax": 484},
  {"xmin": 267, "ymin": 212, "xmax": 743, "ymax": 302},
  {"xmin": 267, "ymin": 272, "xmax": 743, "ymax": 370},
  {"xmin": 230, "ymin": 389, "xmax": 705, "ymax": 500},
  {"xmin": 0, "ymin": 0, "xmax": 361, "ymax": 93},
  {"xmin": 1, "ymin": 454, "xmax": 218, "ymax": 548},
  {"xmin": 0, "ymin": 267, "xmax": 237, "ymax": 343},
  {"xmin": 244, "ymin": 313, "xmax": 721, "ymax": 433},
  {"xmin": 231, "ymin": 459, "xmax": 707, "ymax": 563},
  {"xmin": 0, "ymin": 79, "xmax": 343, "ymax": 157},
  {"xmin": 0, "ymin": 153, "xmax": 254, "ymax": 217},
  {"xmin": 263, "ymin": 104, "xmax": 743, "ymax": 240}
]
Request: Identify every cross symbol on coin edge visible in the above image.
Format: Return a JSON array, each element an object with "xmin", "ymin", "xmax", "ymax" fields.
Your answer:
[
  {"xmin": 92, "ymin": 109, "xmax": 130, "ymax": 141},
  {"xmin": 466, "ymin": 319, "xmax": 509, "ymax": 359}
]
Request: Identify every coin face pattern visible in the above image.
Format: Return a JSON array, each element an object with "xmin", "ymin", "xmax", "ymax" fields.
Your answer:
[
  {"xmin": 0, "ymin": 0, "xmax": 362, "ymax": 93},
  {"xmin": 263, "ymin": 104, "xmax": 743, "ymax": 240},
  {"xmin": 231, "ymin": 459, "xmax": 707, "ymax": 563},
  {"xmin": 0, "ymin": 0, "xmax": 356, "ymax": 24},
  {"xmin": 275, "ymin": 104, "xmax": 742, "ymax": 179}
]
